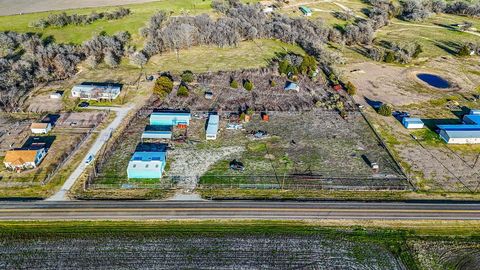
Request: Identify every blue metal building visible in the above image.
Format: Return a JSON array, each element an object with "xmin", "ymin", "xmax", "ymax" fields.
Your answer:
[
  {"xmin": 150, "ymin": 111, "xmax": 191, "ymax": 126},
  {"xmin": 127, "ymin": 151, "xmax": 167, "ymax": 179}
]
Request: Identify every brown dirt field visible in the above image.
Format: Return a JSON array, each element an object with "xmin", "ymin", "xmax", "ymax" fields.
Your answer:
[
  {"xmin": 344, "ymin": 57, "xmax": 480, "ymax": 107},
  {"xmin": 55, "ymin": 112, "xmax": 107, "ymax": 129},
  {"xmin": 0, "ymin": 0, "xmax": 160, "ymax": 15}
]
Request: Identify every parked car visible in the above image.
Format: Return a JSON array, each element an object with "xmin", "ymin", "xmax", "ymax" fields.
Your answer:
[
  {"xmin": 78, "ymin": 101, "xmax": 89, "ymax": 108},
  {"xmin": 229, "ymin": 159, "xmax": 245, "ymax": 171},
  {"xmin": 85, "ymin": 154, "xmax": 94, "ymax": 164}
]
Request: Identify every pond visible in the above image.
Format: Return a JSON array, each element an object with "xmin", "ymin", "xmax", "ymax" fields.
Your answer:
[{"xmin": 416, "ymin": 73, "xmax": 451, "ymax": 89}]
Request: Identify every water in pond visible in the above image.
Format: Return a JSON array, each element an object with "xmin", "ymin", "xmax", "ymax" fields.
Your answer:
[{"xmin": 416, "ymin": 73, "xmax": 451, "ymax": 89}]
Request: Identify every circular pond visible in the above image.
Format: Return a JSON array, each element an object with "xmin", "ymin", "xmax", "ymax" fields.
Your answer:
[{"xmin": 416, "ymin": 73, "xmax": 451, "ymax": 89}]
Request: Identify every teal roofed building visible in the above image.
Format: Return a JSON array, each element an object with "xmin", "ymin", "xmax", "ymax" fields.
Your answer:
[
  {"xmin": 127, "ymin": 146, "xmax": 167, "ymax": 179},
  {"xmin": 150, "ymin": 110, "xmax": 191, "ymax": 126},
  {"xmin": 299, "ymin": 6, "xmax": 312, "ymax": 16}
]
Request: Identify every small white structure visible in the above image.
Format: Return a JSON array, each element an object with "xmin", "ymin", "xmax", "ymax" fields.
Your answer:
[
  {"xmin": 206, "ymin": 114, "xmax": 219, "ymax": 140},
  {"xmin": 402, "ymin": 117, "xmax": 424, "ymax": 129},
  {"xmin": 263, "ymin": 6, "xmax": 274, "ymax": 13},
  {"xmin": 50, "ymin": 93, "xmax": 62, "ymax": 99},
  {"xmin": 30, "ymin": 123, "xmax": 52, "ymax": 134}
]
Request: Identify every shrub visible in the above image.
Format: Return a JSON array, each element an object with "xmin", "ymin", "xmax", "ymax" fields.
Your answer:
[
  {"xmin": 278, "ymin": 59, "xmax": 290, "ymax": 75},
  {"xmin": 181, "ymin": 70, "xmax": 194, "ymax": 83},
  {"xmin": 299, "ymin": 55, "xmax": 317, "ymax": 75},
  {"xmin": 154, "ymin": 76, "xmax": 173, "ymax": 96},
  {"xmin": 378, "ymin": 104, "xmax": 393, "ymax": 116},
  {"xmin": 246, "ymin": 107, "xmax": 254, "ymax": 115},
  {"xmin": 384, "ymin": 51, "xmax": 395, "ymax": 63},
  {"xmin": 177, "ymin": 85, "xmax": 189, "ymax": 97},
  {"xmin": 346, "ymin": 81, "xmax": 357, "ymax": 95},
  {"xmin": 230, "ymin": 79, "xmax": 239, "ymax": 89},
  {"xmin": 243, "ymin": 80, "xmax": 254, "ymax": 91},
  {"xmin": 458, "ymin": 44, "xmax": 471, "ymax": 57},
  {"xmin": 269, "ymin": 79, "xmax": 276, "ymax": 87}
]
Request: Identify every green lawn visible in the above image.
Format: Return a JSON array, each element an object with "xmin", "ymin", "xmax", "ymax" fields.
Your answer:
[
  {"xmin": 142, "ymin": 39, "xmax": 305, "ymax": 73},
  {"xmin": 0, "ymin": 0, "xmax": 259, "ymax": 46},
  {"xmin": 376, "ymin": 18, "xmax": 480, "ymax": 59}
]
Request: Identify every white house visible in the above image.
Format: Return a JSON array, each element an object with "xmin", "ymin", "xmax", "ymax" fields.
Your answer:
[
  {"xmin": 71, "ymin": 83, "xmax": 122, "ymax": 100},
  {"xmin": 206, "ymin": 114, "xmax": 219, "ymax": 140},
  {"xmin": 30, "ymin": 123, "xmax": 52, "ymax": 134},
  {"xmin": 3, "ymin": 148, "xmax": 47, "ymax": 170}
]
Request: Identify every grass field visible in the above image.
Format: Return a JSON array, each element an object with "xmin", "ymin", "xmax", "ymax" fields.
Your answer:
[
  {"xmin": 0, "ymin": 0, "xmax": 258, "ymax": 46},
  {"xmin": 143, "ymin": 39, "xmax": 304, "ymax": 73},
  {"xmin": 0, "ymin": 220, "xmax": 478, "ymax": 269}
]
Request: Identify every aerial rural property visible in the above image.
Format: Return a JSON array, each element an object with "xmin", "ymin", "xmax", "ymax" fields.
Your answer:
[{"xmin": 0, "ymin": 0, "xmax": 480, "ymax": 268}]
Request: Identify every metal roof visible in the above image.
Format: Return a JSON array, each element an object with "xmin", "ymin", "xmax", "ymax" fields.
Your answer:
[
  {"xmin": 206, "ymin": 115, "xmax": 219, "ymax": 135},
  {"xmin": 403, "ymin": 117, "xmax": 423, "ymax": 123},
  {"xmin": 443, "ymin": 129, "xmax": 480, "ymax": 139},
  {"xmin": 464, "ymin": 114, "xmax": 480, "ymax": 125}
]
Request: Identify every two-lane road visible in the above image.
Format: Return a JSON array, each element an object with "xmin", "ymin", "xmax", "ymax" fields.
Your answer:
[{"xmin": 0, "ymin": 201, "xmax": 480, "ymax": 220}]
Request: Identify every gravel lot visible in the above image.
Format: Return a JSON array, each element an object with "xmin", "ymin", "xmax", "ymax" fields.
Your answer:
[{"xmin": 0, "ymin": 0, "xmax": 160, "ymax": 15}]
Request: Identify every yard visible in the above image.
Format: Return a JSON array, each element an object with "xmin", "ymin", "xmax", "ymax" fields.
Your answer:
[
  {"xmin": 198, "ymin": 110, "xmax": 407, "ymax": 190},
  {"xmin": 0, "ymin": 111, "xmax": 106, "ymax": 186}
]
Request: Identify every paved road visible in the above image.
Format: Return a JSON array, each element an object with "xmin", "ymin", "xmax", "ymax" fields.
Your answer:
[
  {"xmin": 47, "ymin": 106, "xmax": 133, "ymax": 201},
  {"xmin": 1, "ymin": 201, "xmax": 480, "ymax": 220}
]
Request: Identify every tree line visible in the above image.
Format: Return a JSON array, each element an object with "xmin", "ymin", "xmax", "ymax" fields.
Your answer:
[
  {"xmin": 0, "ymin": 31, "xmax": 129, "ymax": 111},
  {"xmin": 30, "ymin": 7, "xmax": 130, "ymax": 29}
]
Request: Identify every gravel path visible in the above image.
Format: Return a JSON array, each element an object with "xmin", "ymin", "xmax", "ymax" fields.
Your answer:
[{"xmin": 0, "ymin": 0, "xmax": 160, "ymax": 16}]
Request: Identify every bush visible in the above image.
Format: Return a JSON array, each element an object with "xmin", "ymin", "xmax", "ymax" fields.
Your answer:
[
  {"xmin": 378, "ymin": 104, "xmax": 393, "ymax": 116},
  {"xmin": 458, "ymin": 44, "xmax": 471, "ymax": 57},
  {"xmin": 384, "ymin": 51, "xmax": 395, "ymax": 63},
  {"xmin": 346, "ymin": 81, "xmax": 357, "ymax": 95},
  {"xmin": 154, "ymin": 76, "xmax": 173, "ymax": 96},
  {"xmin": 181, "ymin": 70, "xmax": 194, "ymax": 83},
  {"xmin": 230, "ymin": 79, "xmax": 239, "ymax": 89},
  {"xmin": 269, "ymin": 79, "xmax": 276, "ymax": 87},
  {"xmin": 278, "ymin": 59, "xmax": 290, "ymax": 75},
  {"xmin": 243, "ymin": 80, "xmax": 254, "ymax": 91},
  {"xmin": 177, "ymin": 85, "xmax": 189, "ymax": 97},
  {"xmin": 299, "ymin": 55, "xmax": 317, "ymax": 75}
]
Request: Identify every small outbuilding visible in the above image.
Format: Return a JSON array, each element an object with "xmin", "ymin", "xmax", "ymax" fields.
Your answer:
[
  {"xmin": 31, "ymin": 123, "xmax": 52, "ymax": 134},
  {"xmin": 402, "ymin": 117, "xmax": 424, "ymax": 129},
  {"xmin": 206, "ymin": 114, "xmax": 219, "ymax": 140},
  {"xmin": 50, "ymin": 93, "xmax": 62, "ymax": 99},
  {"xmin": 284, "ymin": 81, "xmax": 299, "ymax": 92},
  {"xmin": 142, "ymin": 125, "xmax": 172, "ymax": 140},
  {"xmin": 299, "ymin": 6, "xmax": 312, "ymax": 16}
]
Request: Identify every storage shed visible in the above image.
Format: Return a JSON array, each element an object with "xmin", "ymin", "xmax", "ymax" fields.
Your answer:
[
  {"xmin": 206, "ymin": 114, "xmax": 219, "ymax": 140},
  {"xmin": 142, "ymin": 125, "xmax": 172, "ymax": 140},
  {"xmin": 31, "ymin": 123, "xmax": 52, "ymax": 134},
  {"xmin": 150, "ymin": 110, "xmax": 191, "ymax": 126},
  {"xmin": 299, "ymin": 6, "xmax": 312, "ymax": 16},
  {"xmin": 284, "ymin": 82, "xmax": 300, "ymax": 92},
  {"xmin": 402, "ymin": 117, "xmax": 424, "ymax": 129}
]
